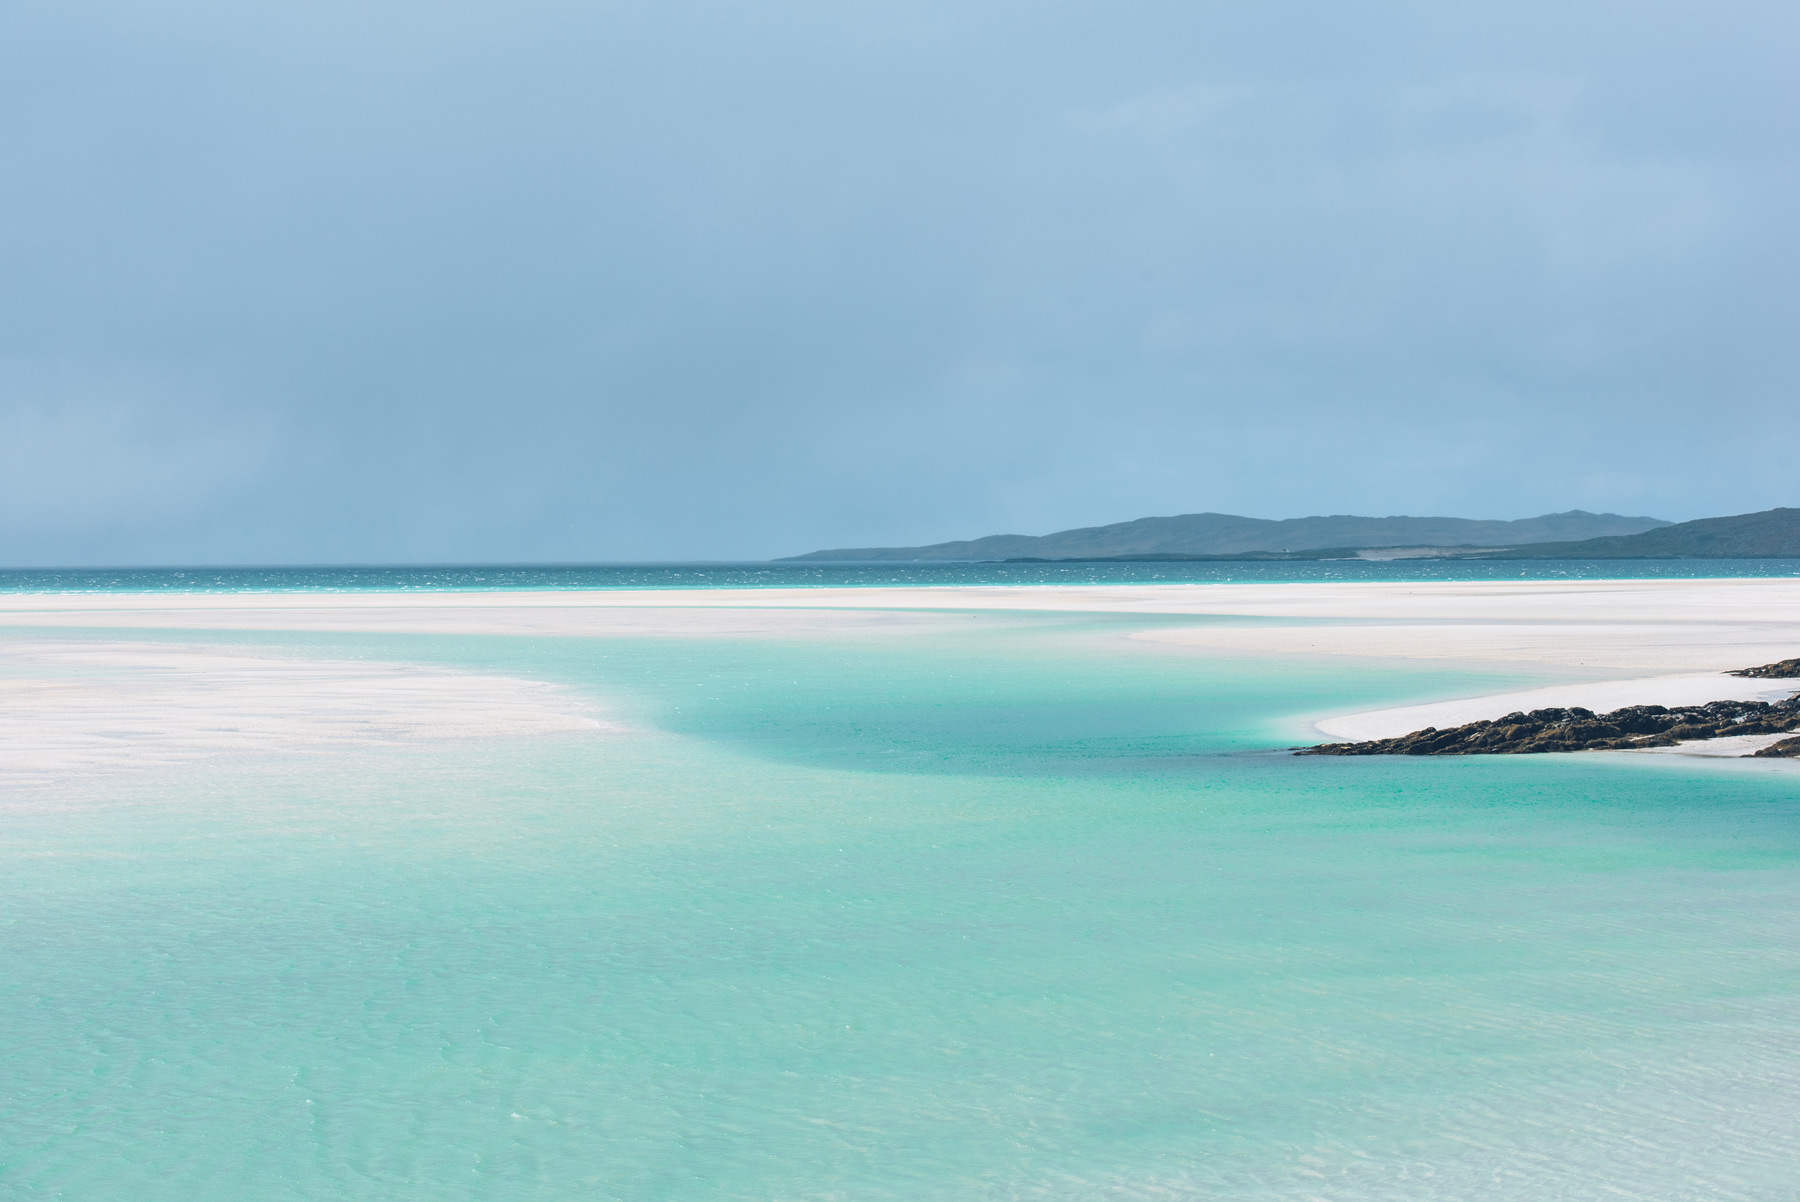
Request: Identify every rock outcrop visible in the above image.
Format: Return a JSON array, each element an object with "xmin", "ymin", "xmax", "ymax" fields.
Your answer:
[
  {"xmin": 1731, "ymin": 658, "xmax": 1800, "ymax": 679},
  {"xmin": 1296, "ymin": 696, "xmax": 1800, "ymax": 757}
]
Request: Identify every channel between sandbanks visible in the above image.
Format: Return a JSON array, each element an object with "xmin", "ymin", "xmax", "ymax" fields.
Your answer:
[{"xmin": 4, "ymin": 578, "xmax": 1798, "ymax": 777}]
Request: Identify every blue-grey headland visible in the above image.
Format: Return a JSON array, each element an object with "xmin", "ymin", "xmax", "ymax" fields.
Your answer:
[{"xmin": 783, "ymin": 506, "xmax": 1800, "ymax": 562}]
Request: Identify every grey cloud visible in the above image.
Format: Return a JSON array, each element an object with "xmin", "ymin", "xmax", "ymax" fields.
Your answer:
[{"xmin": 0, "ymin": 0, "xmax": 1794, "ymax": 563}]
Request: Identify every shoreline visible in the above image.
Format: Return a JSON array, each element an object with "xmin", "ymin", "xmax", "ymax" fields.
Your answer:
[
  {"xmin": 2, "ymin": 577, "xmax": 1799, "ymax": 669},
  {"xmin": 4, "ymin": 578, "xmax": 1799, "ymax": 775},
  {"xmin": 1314, "ymin": 671, "xmax": 1800, "ymax": 748}
]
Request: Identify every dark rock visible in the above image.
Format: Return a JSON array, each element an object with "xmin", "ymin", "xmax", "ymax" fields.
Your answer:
[
  {"xmin": 1752, "ymin": 736, "xmax": 1800, "ymax": 758},
  {"xmin": 1296, "ymin": 694, "xmax": 1800, "ymax": 756},
  {"xmin": 1731, "ymin": 658, "xmax": 1800, "ymax": 679}
]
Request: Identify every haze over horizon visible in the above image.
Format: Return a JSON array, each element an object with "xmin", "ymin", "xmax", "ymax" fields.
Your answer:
[{"xmin": 3, "ymin": 0, "xmax": 1796, "ymax": 566}]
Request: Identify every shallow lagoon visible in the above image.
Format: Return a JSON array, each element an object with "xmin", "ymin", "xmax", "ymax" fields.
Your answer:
[{"xmin": 6, "ymin": 614, "xmax": 1800, "ymax": 1199}]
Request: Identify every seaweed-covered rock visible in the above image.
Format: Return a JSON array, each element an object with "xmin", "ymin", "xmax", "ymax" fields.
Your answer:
[
  {"xmin": 1731, "ymin": 658, "xmax": 1800, "ymax": 679},
  {"xmin": 1753, "ymin": 736, "xmax": 1800, "ymax": 758},
  {"xmin": 1296, "ymin": 696, "xmax": 1800, "ymax": 756}
]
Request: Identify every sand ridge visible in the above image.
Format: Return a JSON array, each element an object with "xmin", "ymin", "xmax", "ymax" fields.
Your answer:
[
  {"xmin": 1, "ymin": 579, "xmax": 1798, "ymax": 671},
  {"xmin": 0, "ymin": 639, "xmax": 611, "ymax": 794}
]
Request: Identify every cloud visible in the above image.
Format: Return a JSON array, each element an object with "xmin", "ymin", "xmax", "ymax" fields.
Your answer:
[
  {"xmin": 0, "ymin": 0, "xmax": 1794, "ymax": 562},
  {"xmin": 0, "ymin": 364, "xmax": 274, "ymax": 543}
]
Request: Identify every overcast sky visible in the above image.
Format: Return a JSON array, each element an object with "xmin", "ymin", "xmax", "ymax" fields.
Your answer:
[{"xmin": 2, "ymin": 0, "xmax": 1795, "ymax": 564}]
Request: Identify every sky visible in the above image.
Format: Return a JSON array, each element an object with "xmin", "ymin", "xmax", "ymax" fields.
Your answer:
[{"xmin": 2, "ymin": 0, "xmax": 1796, "ymax": 564}]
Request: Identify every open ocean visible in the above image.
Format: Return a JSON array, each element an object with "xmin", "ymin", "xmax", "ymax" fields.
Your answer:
[
  {"xmin": 3, "ymin": 557, "xmax": 1800, "ymax": 592},
  {"xmin": 5, "ymin": 568, "xmax": 1800, "ymax": 1198}
]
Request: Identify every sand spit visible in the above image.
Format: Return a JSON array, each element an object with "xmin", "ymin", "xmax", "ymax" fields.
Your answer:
[{"xmin": 0, "ymin": 639, "xmax": 610, "ymax": 794}]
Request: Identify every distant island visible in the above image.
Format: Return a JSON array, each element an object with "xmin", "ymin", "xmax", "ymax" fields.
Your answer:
[
  {"xmin": 781, "ymin": 507, "xmax": 1800, "ymax": 562},
  {"xmin": 781, "ymin": 510, "xmax": 1668, "ymax": 561}
]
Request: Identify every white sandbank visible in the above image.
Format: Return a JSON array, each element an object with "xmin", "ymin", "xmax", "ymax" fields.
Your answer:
[
  {"xmin": 2, "ymin": 577, "xmax": 1796, "ymax": 782},
  {"xmin": 0, "ymin": 639, "xmax": 609, "ymax": 793},
  {"xmin": 2, "ymin": 578, "xmax": 1797, "ymax": 670}
]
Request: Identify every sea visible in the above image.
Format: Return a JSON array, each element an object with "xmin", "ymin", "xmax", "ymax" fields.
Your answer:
[
  {"xmin": 3, "ymin": 557, "xmax": 1800, "ymax": 593},
  {"xmin": 4, "ymin": 562, "xmax": 1800, "ymax": 1199}
]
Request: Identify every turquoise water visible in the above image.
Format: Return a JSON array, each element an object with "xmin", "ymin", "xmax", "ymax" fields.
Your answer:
[
  {"xmin": 6, "ymin": 614, "xmax": 1800, "ymax": 1198},
  {"xmin": 2, "ymin": 557, "xmax": 1799, "ymax": 593}
]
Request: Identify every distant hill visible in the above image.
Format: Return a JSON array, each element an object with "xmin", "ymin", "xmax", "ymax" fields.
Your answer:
[
  {"xmin": 780, "ymin": 510, "xmax": 1671, "ymax": 562},
  {"xmin": 1475, "ymin": 507, "xmax": 1800, "ymax": 559}
]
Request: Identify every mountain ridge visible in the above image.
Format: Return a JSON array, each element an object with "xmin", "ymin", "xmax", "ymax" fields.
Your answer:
[
  {"xmin": 781, "ymin": 509, "xmax": 1672, "ymax": 562},
  {"xmin": 1472, "ymin": 507, "xmax": 1800, "ymax": 560}
]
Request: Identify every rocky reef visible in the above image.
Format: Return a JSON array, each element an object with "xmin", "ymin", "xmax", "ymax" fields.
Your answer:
[
  {"xmin": 1298, "ymin": 662, "xmax": 1800, "ymax": 758},
  {"xmin": 1296, "ymin": 697, "xmax": 1800, "ymax": 756},
  {"xmin": 1731, "ymin": 658, "xmax": 1800, "ymax": 679}
]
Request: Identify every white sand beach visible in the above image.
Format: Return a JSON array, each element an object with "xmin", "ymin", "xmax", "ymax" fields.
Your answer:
[
  {"xmin": 3, "ymin": 578, "xmax": 1797, "ymax": 668},
  {"xmin": 2, "ymin": 577, "xmax": 1796, "ymax": 787}
]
